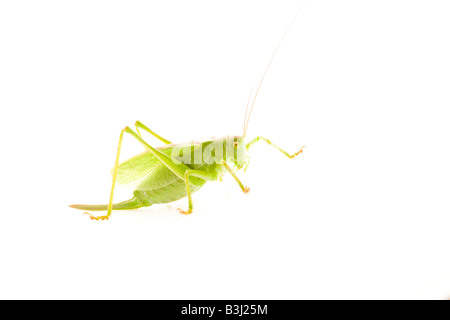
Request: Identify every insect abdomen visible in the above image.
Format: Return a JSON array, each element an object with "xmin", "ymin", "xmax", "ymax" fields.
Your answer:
[{"xmin": 134, "ymin": 178, "xmax": 205, "ymax": 205}]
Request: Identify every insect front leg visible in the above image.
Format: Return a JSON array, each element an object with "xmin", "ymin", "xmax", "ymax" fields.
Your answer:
[
  {"xmin": 246, "ymin": 136, "xmax": 305, "ymax": 158},
  {"xmin": 222, "ymin": 162, "xmax": 250, "ymax": 193},
  {"xmin": 177, "ymin": 170, "xmax": 215, "ymax": 215},
  {"xmin": 135, "ymin": 121, "xmax": 172, "ymax": 144}
]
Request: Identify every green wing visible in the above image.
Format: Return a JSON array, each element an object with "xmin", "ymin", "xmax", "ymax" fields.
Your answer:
[
  {"xmin": 134, "ymin": 161, "xmax": 180, "ymax": 190},
  {"xmin": 115, "ymin": 151, "xmax": 162, "ymax": 185},
  {"xmin": 115, "ymin": 143, "xmax": 203, "ymax": 187}
]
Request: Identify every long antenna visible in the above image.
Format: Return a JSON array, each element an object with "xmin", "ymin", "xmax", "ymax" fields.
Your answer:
[
  {"xmin": 243, "ymin": 2, "xmax": 306, "ymax": 136},
  {"xmin": 243, "ymin": 86, "xmax": 254, "ymax": 135}
]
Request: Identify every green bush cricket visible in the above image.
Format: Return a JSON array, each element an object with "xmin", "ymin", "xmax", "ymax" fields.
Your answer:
[{"xmin": 70, "ymin": 8, "xmax": 305, "ymax": 221}]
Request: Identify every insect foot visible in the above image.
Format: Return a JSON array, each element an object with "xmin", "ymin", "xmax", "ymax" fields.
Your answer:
[
  {"xmin": 83, "ymin": 212, "xmax": 109, "ymax": 221},
  {"xmin": 177, "ymin": 208, "xmax": 192, "ymax": 215},
  {"xmin": 244, "ymin": 186, "xmax": 251, "ymax": 193},
  {"xmin": 289, "ymin": 146, "xmax": 305, "ymax": 159}
]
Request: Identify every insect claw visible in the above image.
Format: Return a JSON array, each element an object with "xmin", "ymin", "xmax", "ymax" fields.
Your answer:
[
  {"xmin": 244, "ymin": 186, "xmax": 250, "ymax": 193},
  {"xmin": 290, "ymin": 146, "xmax": 305, "ymax": 158},
  {"xmin": 83, "ymin": 212, "xmax": 109, "ymax": 221},
  {"xmin": 177, "ymin": 208, "xmax": 192, "ymax": 215},
  {"xmin": 84, "ymin": 212, "xmax": 95, "ymax": 219}
]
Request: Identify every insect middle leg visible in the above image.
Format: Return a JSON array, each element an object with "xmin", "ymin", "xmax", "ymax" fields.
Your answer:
[
  {"xmin": 177, "ymin": 169, "xmax": 215, "ymax": 215},
  {"xmin": 246, "ymin": 136, "xmax": 305, "ymax": 158},
  {"xmin": 222, "ymin": 162, "xmax": 250, "ymax": 193}
]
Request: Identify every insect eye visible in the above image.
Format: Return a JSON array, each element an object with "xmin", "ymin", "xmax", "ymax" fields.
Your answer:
[{"xmin": 233, "ymin": 142, "xmax": 239, "ymax": 148}]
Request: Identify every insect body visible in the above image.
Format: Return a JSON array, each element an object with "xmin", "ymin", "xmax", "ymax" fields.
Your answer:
[
  {"xmin": 70, "ymin": 122, "xmax": 304, "ymax": 220},
  {"xmin": 70, "ymin": 8, "xmax": 305, "ymax": 221}
]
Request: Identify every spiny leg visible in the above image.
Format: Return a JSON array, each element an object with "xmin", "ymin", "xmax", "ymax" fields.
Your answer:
[
  {"xmin": 87, "ymin": 125, "xmax": 212, "ymax": 219},
  {"xmin": 122, "ymin": 127, "xmax": 215, "ymax": 215},
  {"xmin": 135, "ymin": 121, "xmax": 172, "ymax": 144},
  {"xmin": 222, "ymin": 162, "xmax": 250, "ymax": 193},
  {"xmin": 85, "ymin": 128, "xmax": 128, "ymax": 221},
  {"xmin": 246, "ymin": 136, "xmax": 305, "ymax": 158},
  {"xmin": 177, "ymin": 169, "xmax": 215, "ymax": 215},
  {"xmin": 85, "ymin": 126, "xmax": 166, "ymax": 221}
]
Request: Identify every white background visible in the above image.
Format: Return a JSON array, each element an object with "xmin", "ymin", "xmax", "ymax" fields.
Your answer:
[{"xmin": 1, "ymin": 0, "xmax": 449, "ymax": 300}]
